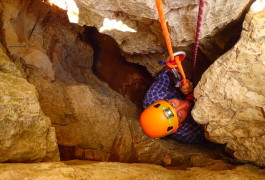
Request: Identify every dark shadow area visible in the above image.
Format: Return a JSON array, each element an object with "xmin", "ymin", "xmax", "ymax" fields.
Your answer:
[
  {"xmin": 59, "ymin": 146, "xmax": 76, "ymax": 161},
  {"xmin": 183, "ymin": 2, "xmax": 252, "ymax": 87},
  {"xmin": 192, "ymin": 19, "xmax": 244, "ymax": 87},
  {"xmin": 81, "ymin": 26, "xmax": 154, "ymax": 108}
]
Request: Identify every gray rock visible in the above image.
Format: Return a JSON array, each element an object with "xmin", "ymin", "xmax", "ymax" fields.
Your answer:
[
  {"xmin": 66, "ymin": 0, "xmax": 253, "ymax": 76},
  {"xmin": 72, "ymin": 0, "xmax": 252, "ymax": 53}
]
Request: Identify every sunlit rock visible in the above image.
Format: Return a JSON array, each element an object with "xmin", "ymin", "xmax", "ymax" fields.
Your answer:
[
  {"xmin": 0, "ymin": 160, "xmax": 265, "ymax": 179},
  {"xmin": 47, "ymin": 0, "xmax": 252, "ymax": 76},
  {"xmin": 0, "ymin": 44, "xmax": 59, "ymax": 162},
  {"xmin": 1, "ymin": 0, "xmax": 225, "ymax": 166},
  {"xmin": 66, "ymin": 0, "xmax": 251, "ymax": 53},
  {"xmin": 192, "ymin": 2, "xmax": 265, "ymax": 166}
]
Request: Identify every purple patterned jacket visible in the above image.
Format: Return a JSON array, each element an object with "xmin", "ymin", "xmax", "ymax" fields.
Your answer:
[{"xmin": 143, "ymin": 68, "xmax": 204, "ymax": 143}]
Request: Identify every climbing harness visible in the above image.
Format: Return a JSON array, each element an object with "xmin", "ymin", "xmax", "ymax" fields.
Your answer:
[{"xmin": 155, "ymin": 0, "xmax": 206, "ymax": 85}]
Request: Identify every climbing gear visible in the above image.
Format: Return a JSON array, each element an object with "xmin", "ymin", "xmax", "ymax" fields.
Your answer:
[
  {"xmin": 193, "ymin": 0, "xmax": 206, "ymax": 74},
  {"xmin": 167, "ymin": 51, "xmax": 186, "ymax": 87},
  {"xmin": 140, "ymin": 100, "xmax": 179, "ymax": 138},
  {"xmin": 165, "ymin": 51, "xmax": 186, "ymax": 87},
  {"xmin": 166, "ymin": 51, "xmax": 186, "ymax": 69},
  {"xmin": 166, "ymin": 67, "xmax": 182, "ymax": 88},
  {"xmin": 155, "ymin": 0, "xmax": 187, "ymax": 86},
  {"xmin": 155, "ymin": 0, "xmax": 206, "ymax": 84}
]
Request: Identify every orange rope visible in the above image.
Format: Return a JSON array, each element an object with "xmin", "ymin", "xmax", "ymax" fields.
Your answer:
[
  {"xmin": 155, "ymin": 0, "xmax": 186, "ymax": 85},
  {"xmin": 155, "ymin": 0, "xmax": 174, "ymax": 61}
]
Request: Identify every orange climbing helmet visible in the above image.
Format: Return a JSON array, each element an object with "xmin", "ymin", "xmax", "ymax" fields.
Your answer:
[{"xmin": 140, "ymin": 100, "xmax": 179, "ymax": 138}]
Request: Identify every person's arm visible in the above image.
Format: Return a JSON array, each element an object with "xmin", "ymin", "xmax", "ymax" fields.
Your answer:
[
  {"xmin": 143, "ymin": 66, "xmax": 194, "ymax": 109},
  {"xmin": 143, "ymin": 68, "xmax": 172, "ymax": 108},
  {"xmin": 143, "ymin": 67, "xmax": 190, "ymax": 108}
]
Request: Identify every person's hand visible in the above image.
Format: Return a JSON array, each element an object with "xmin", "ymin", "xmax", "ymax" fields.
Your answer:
[{"xmin": 180, "ymin": 79, "xmax": 193, "ymax": 95}]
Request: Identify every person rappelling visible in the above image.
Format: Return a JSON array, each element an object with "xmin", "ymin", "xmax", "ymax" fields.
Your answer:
[{"xmin": 139, "ymin": 0, "xmax": 206, "ymax": 143}]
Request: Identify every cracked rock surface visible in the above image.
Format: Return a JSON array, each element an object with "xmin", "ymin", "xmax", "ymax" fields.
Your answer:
[
  {"xmin": 0, "ymin": 0, "xmax": 225, "ymax": 166},
  {"xmin": 53, "ymin": 0, "xmax": 252, "ymax": 75},
  {"xmin": 0, "ymin": 44, "xmax": 59, "ymax": 162},
  {"xmin": 192, "ymin": 4, "xmax": 265, "ymax": 166},
  {"xmin": 0, "ymin": 0, "xmax": 264, "ymax": 171},
  {"xmin": 73, "ymin": 0, "xmax": 251, "ymax": 53},
  {"xmin": 0, "ymin": 160, "xmax": 265, "ymax": 180}
]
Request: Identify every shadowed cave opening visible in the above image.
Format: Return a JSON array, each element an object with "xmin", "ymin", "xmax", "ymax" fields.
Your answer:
[
  {"xmin": 81, "ymin": 26, "xmax": 154, "ymax": 109},
  {"xmin": 79, "ymin": 19, "xmax": 244, "ymax": 107}
]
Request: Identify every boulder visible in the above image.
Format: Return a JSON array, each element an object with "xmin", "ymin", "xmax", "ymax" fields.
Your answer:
[
  {"xmin": 72, "ymin": 0, "xmax": 252, "ymax": 53},
  {"xmin": 0, "ymin": 44, "xmax": 59, "ymax": 162},
  {"xmin": 192, "ymin": 2, "xmax": 265, "ymax": 166}
]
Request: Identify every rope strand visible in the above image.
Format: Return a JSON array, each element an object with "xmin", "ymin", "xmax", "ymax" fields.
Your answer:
[
  {"xmin": 193, "ymin": 0, "xmax": 206, "ymax": 73},
  {"xmin": 155, "ymin": 0, "xmax": 186, "ymax": 85},
  {"xmin": 155, "ymin": 0, "xmax": 174, "ymax": 62}
]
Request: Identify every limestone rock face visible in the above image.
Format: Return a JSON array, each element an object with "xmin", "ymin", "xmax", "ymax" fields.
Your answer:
[
  {"xmin": 47, "ymin": 0, "xmax": 254, "ymax": 80},
  {"xmin": 72, "ymin": 0, "xmax": 251, "ymax": 54},
  {"xmin": 0, "ymin": 45, "xmax": 59, "ymax": 162},
  {"xmin": 49, "ymin": 0, "xmax": 253, "ymax": 76},
  {"xmin": 1, "ymin": 0, "xmax": 225, "ymax": 166},
  {"xmin": 192, "ymin": 3, "xmax": 265, "ymax": 166},
  {"xmin": 0, "ymin": 160, "xmax": 265, "ymax": 180},
  {"xmin": 2, "ymin": 0, "xmax": 264, "ymax": 168}
]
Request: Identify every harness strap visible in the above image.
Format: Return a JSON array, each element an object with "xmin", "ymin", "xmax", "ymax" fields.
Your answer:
[{"xmin": 155, "ymin": 0, "xmax": 187, "ymax": 85}]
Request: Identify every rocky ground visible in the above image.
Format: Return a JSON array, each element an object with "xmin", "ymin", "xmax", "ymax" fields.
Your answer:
[{"xmin": 0, "ymin": 160, "xmax": 265, "ymax": 180}]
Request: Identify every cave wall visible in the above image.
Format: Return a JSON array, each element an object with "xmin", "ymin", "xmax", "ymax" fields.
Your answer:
[
  {"xmin": 0, "ymin": 0, "xmax": 223, "ymax": 166},
  {"xmin": 67, "ymin": 0, "xmax": 252, "ymax": 76},
  {"xmin": 1, "ymin": 0, "xmax": 130, "ymax": 161},
  {"xmin": 192, "ymin": 2, "xmax": 265, "ymax": 166},
  {"xmin": 0, "ymin": 0, "xmax": 264, "ymax": 168},
  {"xmin": 0, "ymin": 43, "xmax": 59, "ymax": 162},
  {"xmin": 83, "ymin": 27, "xmax": 154, "ymax": 108}
]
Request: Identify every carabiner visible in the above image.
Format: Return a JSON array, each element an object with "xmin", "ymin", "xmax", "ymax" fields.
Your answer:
[{"xmin": 166, "ymin": 51, "xmax": 186, "ymax": 69}]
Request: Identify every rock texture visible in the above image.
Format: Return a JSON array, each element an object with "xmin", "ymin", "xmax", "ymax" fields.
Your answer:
[
  {"xmin": 0, "ymin": 160, "xmax": 265, "ymax": 180},
  {"xmin": 83, "ymin": 27, "xmax": 154, "ymax": 107},
  {"xmin": 72, "ymin": 0, "xmax": 251, "ymax": 53},
  {"xmin": 0, "ymin": 0, "xmax": 224, "ymax": 166},
  {"xmin": 0, "ymin": 44, "xmax": 59, "ymax": 162},
  {"xmin": 54, "ymin": 0, "xmax": 252, "ymax": 75},
  {"xmin": 1, "ymin": 0, "xmax": 264, "ymax": 169},
  {"xmin": 192, "ymin": 2, "xmax": 265, "ymax": 166}
]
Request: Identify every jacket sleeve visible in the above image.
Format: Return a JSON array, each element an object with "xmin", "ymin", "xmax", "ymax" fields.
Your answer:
[{"xmin": 143, "ymin": 68, "xmax": 184, "ymax": 108}]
